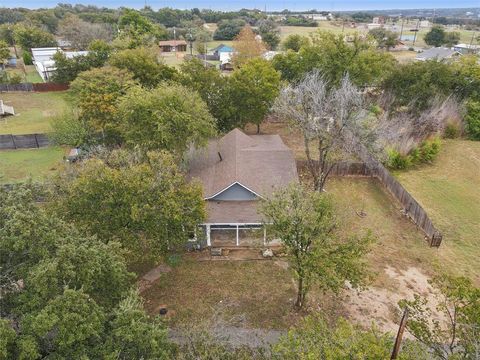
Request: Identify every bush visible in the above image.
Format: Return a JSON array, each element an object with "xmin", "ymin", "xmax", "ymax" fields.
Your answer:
[
  {"xmin": 49, "ymin": 111, "xmax": 89, "ymax": 147},
  {"xmin": 369, "ymin": 104, "xmax": 382, "ymax": 117},
  {"xmin": 418, "ymin": 137, "xmax": 441, "ymax": 163},
  {"xmin": 22, "ymin": 51, "xmax": 32, "ymax": 65},
  {"xmin": 465, "ymin": 100, "xmax": 480, "ymax": 140},
  {"xmin": 386, "ymin": 148, "xmax": 411, "ymax": 170},
  {"xmin": 444, "ymin": 122, "xmax": 460, "ymax": 139},
  {"xmin": 386, "ymin": 137, "xmax": 441, "ymax": 170}
]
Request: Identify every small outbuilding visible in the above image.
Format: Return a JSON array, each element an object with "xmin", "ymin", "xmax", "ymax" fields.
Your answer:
[{"xmin": 158, "ymin": 40, "xmax": 187, "ymax": 52}]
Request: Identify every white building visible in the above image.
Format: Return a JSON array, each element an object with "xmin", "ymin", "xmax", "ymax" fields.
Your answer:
[
  {"xmin": 453, "ymin": 43, "xmax": 480, "ymax": 55},
  {"xmin": 32, "ymin": 47, "xmax": 88, "ymax": 82}
]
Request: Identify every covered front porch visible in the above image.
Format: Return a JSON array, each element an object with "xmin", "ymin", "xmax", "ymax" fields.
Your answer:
[{"xmin": 204, "ymin": 223, "xmax": 271, "ymax": 247}]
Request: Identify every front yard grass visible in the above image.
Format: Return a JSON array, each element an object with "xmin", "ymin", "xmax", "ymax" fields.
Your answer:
[
  {"xmin": 0, "ymin": 91, "xmax": 69, "ymax": 135},
  {"xmin": 143, "ymin": 257, "xmax": 299, "ymax": 329},
  {"xmin": 0, "ymin": 147, "xmax": 65, "ymax": 184}
]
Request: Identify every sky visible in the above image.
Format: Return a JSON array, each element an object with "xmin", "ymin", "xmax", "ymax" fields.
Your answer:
[{"xmin": 10, "ymin": 0, "xmax": 480, "ymax": 11}]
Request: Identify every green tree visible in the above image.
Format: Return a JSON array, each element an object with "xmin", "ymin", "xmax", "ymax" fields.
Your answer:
[
  {"xmin": 13, "ymin": 24, "xmax": 56, "ymax": 50},
  {"xmin": 444, "ymin": 31, "xmax": 461, "ymax": 47},
  {"xmin": 49, "ymin": 110, "xmax": 89, "ymax": 147},
  {"xmin": 103, "ymin": 290, "xmax": 174, "ymax": 358},
  {"xmin": 213, "ymin": 19, "xmax": 246, "ymax": 40},
  {"xmin": 399, "ymin": 273, "xmax": 480, "ymax": 359},
  {"xmin": 348, "ymin": 49, "xmax": 397, "ymax": 87},
  {"xmin": 52, "ymin": 40, "xmax": 112, "ymax": 83},
  {"xmin": 273, "ymin": 314, "xmax": 427, "ymax": 359},
  {"xmin": 424, "ymin": 26, "xmax": 446, "ymax": 47},
  {"xmin": 272, "ymin": 50, "xmax": 304, "ymax": 82},
  {"xmin": 260, "ymin": 184, "xmax": 373, "ymax": 308},
  {"xmin": 118, "ymin": 9, "xmax": 168, "ymax": 48},
  {"xmin": 109, "ymin": 47, "xmax": 177, "ymax": 88},
  {"xmin": 282, "ymin": 34, "xmax": 309, "ymax": 52},
  {"xmin": 369, "ymin": 28, "xmax": 398, "ymax": 50},
  {"xmin": 465, "ymin": 100, "xmax": 480, "ymax": 140},
  {"xmin": 180, "ymin": 57, "xmax": 236, "ymax": 131},
  {"xmin": 230, "ymin": 58, "xmax": 280, "ymax": 133},
  {"xmin": 1, "ymin": 184, "xmax": 173, "ymax": 359},
  {"xmin": 257, "ymin": 19, "xmax": 280, "ymax": 50},
  {"xmin": 118, "ymin": 84, "xmax": 216, "ymax": 153},
  {"xmin": 69, "ymin": 66, "xmax": 135, "ymax": 142},
  {"xmin": 50, "ymin": 150, "xmax": 206, "ymax": 261},
  {"xmin": 382, "ymin": 60, "xmax": 456, "ymax": 111},
  {"xmin": 0, "ymin": 40, "xmax": 10, "ymax": 65}
]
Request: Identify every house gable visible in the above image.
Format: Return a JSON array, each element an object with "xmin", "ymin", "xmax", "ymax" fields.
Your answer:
[{"xmin": 208, "ymin": 182, "xmax": 259, "ymax": 201}]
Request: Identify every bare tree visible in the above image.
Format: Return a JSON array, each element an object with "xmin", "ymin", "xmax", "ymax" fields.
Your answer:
[
  {"xmin": 273, "ymin": 71, "xmax": 366, "ymax": 191},
  {"xmin": 57, "ymin": 14, "xmax": 113, "ymax": 50}
]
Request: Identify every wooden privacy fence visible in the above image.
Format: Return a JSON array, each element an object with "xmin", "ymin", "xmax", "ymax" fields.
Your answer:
[
  {"xmin": 342, "ymin": 129, "xmax": 443, "ymax": 247},
  {"xmin": 0, "ymin": 133, "xmax": 50, "ymax": 149},
  {"xmin": 0, "ymin": 82, "xmax": 69, "ymax": 92}
]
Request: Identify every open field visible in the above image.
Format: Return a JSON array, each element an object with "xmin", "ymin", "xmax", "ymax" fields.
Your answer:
[
  {"xmin": 0, "ymin": 147, "xmax": 65, "ymax": 184},
  {"xmin": 0, "ymin": 91, "xmax": 69, "ymax": 134}
]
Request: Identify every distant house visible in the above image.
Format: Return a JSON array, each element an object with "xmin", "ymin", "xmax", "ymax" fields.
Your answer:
[
  {"xmin": 187, "ymin": 128, "xmax": 298, "ymax": 247},
  {"xmin": 158, "ymin": 40, "xmax": 187, "ymax": 52},
  {"xmin": 211, "ymin": 44, "xmax": 235, "ymax": 63},
  {"xmin": 415, "ymin": 47, "xmax": 461, "ymax": 62},
  {"xmin": 453, "ymin": 43, "xmax": 480, "ymax": 55},
  {"xmin": 31, "ymin": 47, "xmax": 89, "ymax": 81},
  {"xmin": 220, "ymin": 60, "xmax": 234, "ymax": 71}
]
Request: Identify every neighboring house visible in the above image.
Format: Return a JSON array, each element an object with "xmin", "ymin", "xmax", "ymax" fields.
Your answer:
[
  {"xmin": 263, "ymin": 51, "xmax": 280, "ymax": 60},
  {"xmin": 31, "ymin": 47, "xmax": 88, "ymax": 81},
  {"xmin": 211, "ymin": 44, "xmax": 235, "ymax": 63},
  {"xmin": 419, "ymin": 20, "xmax": 431, "ymax": 28},
  {"xmin": 219, "ymin": 60, "xmax": 234, "ymax": 71},
  {"xmin": 453, "ymin": 43, "xmax": 480, "ymax": 55},
  {"xmin": 415, "ymin": 47, "xmax": 461, "ymax": 62},
  {"xmin": 187, "ymin": 128, "xmax": 299, "ymax": 247},
  {"xmin": 158, "ymin": 40, "xmax": 187, "ymax": 52}
]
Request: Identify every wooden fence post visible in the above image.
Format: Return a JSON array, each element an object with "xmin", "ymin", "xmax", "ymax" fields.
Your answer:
[{"xmin": 391, "ymin": 308, "xmax": 409, "ymax": 359}]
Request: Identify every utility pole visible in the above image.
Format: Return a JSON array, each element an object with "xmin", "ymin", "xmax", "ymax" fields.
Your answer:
[
  {"xmin": 399, "ymin": 17, "xmax": 405, "ymax": 41},
  {"xmin": 391, "ymin": 308, "xmax": 409, "ymax": 360},
  {"xmin": 412, "ymin": 19, "xmax": 420, "ymax": 46}
]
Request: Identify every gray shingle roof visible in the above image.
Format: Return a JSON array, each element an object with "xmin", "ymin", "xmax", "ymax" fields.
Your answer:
[{"xmin": 416, "ymin": 47, "xmax": 460, "ymax": 61}]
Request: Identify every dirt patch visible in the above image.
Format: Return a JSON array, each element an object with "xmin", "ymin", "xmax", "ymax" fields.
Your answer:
[{"xmin": 343, "ymin": 266, "xmax": 441, "ymax": 336}]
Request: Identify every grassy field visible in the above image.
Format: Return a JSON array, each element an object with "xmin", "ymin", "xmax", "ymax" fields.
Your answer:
[
  {"xmin": 395, "ymin": 140, "xmax": 480, "ymax": 283},
  {"xmin": 0, "ymin": 91, "xmax": 69, "ymax": 135},
  {"xmin": 0, "ymin": 147, "xmax": 65, "ymax": 184}
]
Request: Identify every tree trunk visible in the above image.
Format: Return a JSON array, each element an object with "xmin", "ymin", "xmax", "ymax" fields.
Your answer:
[
  {"xmin": 295, "ymin": 277, "xmax": 305, "ymax": 309},
  {"xmin": 256, "ymin": 123, "xmax": 260, "ymax": 134}
]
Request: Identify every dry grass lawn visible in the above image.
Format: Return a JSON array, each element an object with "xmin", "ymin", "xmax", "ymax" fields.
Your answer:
[{"xmin": 0, "ymin": 91, "xmax": 69, "ymax": 134}]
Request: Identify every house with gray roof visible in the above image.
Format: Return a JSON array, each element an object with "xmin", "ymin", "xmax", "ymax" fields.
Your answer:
[
  {"xmin": 187, "ymin": 128, "xmax": 298, "ymax": 247},
  {"xmin": 415, "ymin": 47, "xmax": 461, "ymax": 62}
]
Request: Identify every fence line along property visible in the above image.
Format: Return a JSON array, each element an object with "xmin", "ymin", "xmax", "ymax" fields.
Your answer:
[
  {"xmin": 342, "ymin": 130, "xmax": 443, "ymax": 247},
  {"xmin": 0, "ymin": 83, "xmax": 69, "ymax": 92},
  {"xmin": 0, "ymin": 133, "xmax": 50, "ymax": 150}
]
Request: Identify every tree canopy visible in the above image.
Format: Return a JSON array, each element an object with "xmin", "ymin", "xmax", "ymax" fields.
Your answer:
[
  {"xmin": 118, "ymin": 84, "xmax": 216, "ymax": 154},
  {"xmin": 49, "ymin": 150, "xmax": 206, "ymax": 262}
]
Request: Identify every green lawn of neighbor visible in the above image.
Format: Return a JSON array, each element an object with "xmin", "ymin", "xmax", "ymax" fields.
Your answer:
[
  {"xmin": 0, "ymin": 91, "xmax": 69, "ymax": 135},
  {"xmin": 6, "ymin": 65, "xmax": 43, "ymax": 83},
  {"xmin": 395, "ymin": 140, "xmax": 480, "ymax": 283},
  {"xmin": 0, "ymin": 147, "xmax": 65, "ymax": 184}
]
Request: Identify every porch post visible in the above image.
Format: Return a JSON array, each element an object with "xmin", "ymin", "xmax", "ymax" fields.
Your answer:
[
  {"xmin": 236, "ymin": 225, "xmax": 239, "ymax": 246},
  {"xmin": 206, "ymin": 225, "xmax": 211, "ymax": 247},
  {"xmin": 263, "ymin": 226, "xmax": 267, "ymax": 245}
]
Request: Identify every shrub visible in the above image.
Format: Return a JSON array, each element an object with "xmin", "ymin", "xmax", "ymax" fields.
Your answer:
[
  {"xmin": 444, "ymin": 122, "xmax": 460, "ymax": 139},
  {"xmin": 369, "ymin": 104, "xmax": 382, "ymax": 117},
  {"xmin": 386, "ymin": 137, "xmax": 441, "ymax": 170},
  {"xmin": 22, "ymin": 51, "xmax": 32, "ymax": 65},
  {"xmin": 418, "ymin": 137, "xmax": 441, "ymax": 163},
  {"xmin": 386, "ymin": 148, "xmax": 411, "ymax": 170},
  {"xmin": 465, "ymin": 100, "xmax": 480, "ymax": 140}
]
